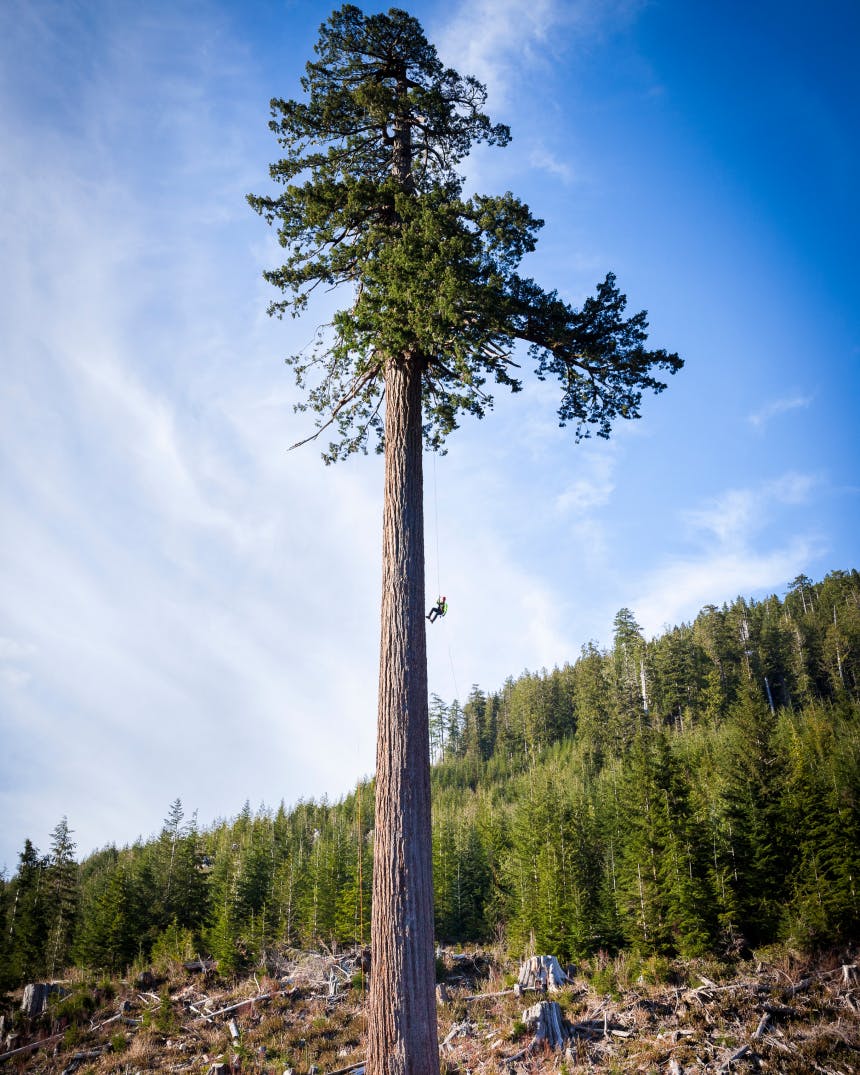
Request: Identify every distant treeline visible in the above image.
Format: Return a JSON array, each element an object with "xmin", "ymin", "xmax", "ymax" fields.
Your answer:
[{"xmin": 1, "ymin": 570, "xmax": 858, "ymax": 985}]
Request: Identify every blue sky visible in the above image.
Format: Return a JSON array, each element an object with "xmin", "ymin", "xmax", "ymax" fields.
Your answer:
[{"xmin": 1, "ymin": 0, "xmax": 857, "ymax": 870}]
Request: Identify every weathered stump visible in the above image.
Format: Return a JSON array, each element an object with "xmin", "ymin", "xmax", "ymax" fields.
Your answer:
[
  {"xmin": 21, "ymin": 983, "xmax": 63, "ymax": 1017},
  {"xmin": 522, "ymin": 1000, "xmax": 569, "ymax": 1050},
  {"xmin": 517, "ymin": 955, "xmax": 570, "ymax": 993}
]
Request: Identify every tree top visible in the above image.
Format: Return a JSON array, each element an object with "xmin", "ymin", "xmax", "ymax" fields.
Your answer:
[{"xmin": 249, "ymin": 4, "xmax": 682, "ymax": 461}]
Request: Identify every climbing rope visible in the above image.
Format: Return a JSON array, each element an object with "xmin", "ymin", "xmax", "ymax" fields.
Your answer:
[
  {"xmin": 429, "ymin": 451, "xmax": 460, "ymax": 701},
  {"xmin": 432, "ymin": 450, "xmax": 442, "ymax": 597}
]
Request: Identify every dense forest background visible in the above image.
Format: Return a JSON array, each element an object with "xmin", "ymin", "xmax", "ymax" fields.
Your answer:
[{"xmin": 2, "ymin": 570, "xmax": 858, "ymax": 988}]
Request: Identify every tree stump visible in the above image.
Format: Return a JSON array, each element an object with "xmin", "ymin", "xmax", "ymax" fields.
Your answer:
[
  {"xmin": 517, "ymin": 955, "xmax": 570, "ymax": 993},
  {"xmin": 21, "ymin": 984, "xmax": 63, "ymax": 1017},
  {"xmin": 522, "ymin": 1000, "xmax": 569, "ymax": 1050}
]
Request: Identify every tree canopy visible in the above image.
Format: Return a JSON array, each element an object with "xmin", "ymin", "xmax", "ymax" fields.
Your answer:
[{"xmin": 248, "ymin": 4, "xmax": 682, "ymax": 461}]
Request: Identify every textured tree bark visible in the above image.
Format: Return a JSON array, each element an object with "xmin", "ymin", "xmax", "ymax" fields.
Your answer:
[{"xmin": 368, "ymin": 353, "xmax": 438, "ymax": 1075}]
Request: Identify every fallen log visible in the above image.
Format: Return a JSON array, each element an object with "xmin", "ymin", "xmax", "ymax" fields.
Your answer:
[
  {"xmin": 751, "ymin": 1013, "xmax": 770, "ymax": 1039},
  {"xmin": 0, "ymin": 1031, "xmax": 64, "ymax": 1064},
  {"xmin": 462, "ymin": 988, "xmax": 518, "ymax": 1003},
  {"xmin": 441, "ymin": 1021, "xmax": 472, "ymax": 1048},
  {"xmin": 321, "ymin": 1061, "xmax": 365, "ymax": 1075},
  {"xmin": 191, "ymin": 991, "xmax": 277, "ymax": 1023},
  {"xmin": 781, "ymin": 977, "xmax": 811, "ymax": 1000},
  {"xmin": 718, "ymin": 1043, "xmax": 751, "ymax": 1071},
  {"xmin": 759, "ymin": 1002, "xmax": 800, "ymax": 1017},
  {"xmin": 60, "ymin": 1046, "xmax": 110, "ymax": 1075}
]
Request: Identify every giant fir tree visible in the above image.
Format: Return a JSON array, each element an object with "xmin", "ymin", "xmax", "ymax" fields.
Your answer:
[{"xmin": 249, "ymin": 7, "xmax": 682, "ymax": 1074}]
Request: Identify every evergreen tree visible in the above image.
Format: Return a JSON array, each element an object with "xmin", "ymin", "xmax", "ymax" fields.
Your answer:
[
  {"xmin": 446, "ymin": 698, "xmax": 464, "ymax": 757},
  {"xmin": 431, "ymin": 807, "xmax": 490, "ymax": 943},
  {"xmin": 611, "ymin": 608, "xmax": 648, "ymax": 741},
  {"xmin": 503, "ymin": 764, "xmax": 600, "ymax": 959},
  {"xmin": 143, "ymin": 800, "xmax": 209, "ymax": 946},
  {"xmin": 429, "ymin": 693, "xmax": 448, "ymax": 762},
  {"xmin": 650, "ymin": 626, "xmax": 703, "ymax": 732},
  {"xmin": 572, "ymin": 641, "xmax": 613, "ymax": 765},
  {"xmin": 46, "ymin": 817, "xmax": 78, "ymax": 977},
  {"xmin": 461, "ymin": 685, "xmax": 493, "ymax": 762},
  {"xmin": 6, "ymin": 840, "xmax": 49, "ymax": 983},
  {"xmin": 781, "ymin": 704, "xmax": 860, "ymax": 945},
  {"xmin": 74, "ymin": 858, "xmax": 137, "ymax": 972},
  {"xmin": 715, "ymin": 682, "xmax": 789, "ymax": 946},
  {"xmin": 819, "ymin": 570, "xmax": 860, "ymax": 698},
  {"xmin": 207, "ymin": 897, "xmax": 241, "ymax": 977},
  {"xmin": 249, "ymin": 7, "xmax": 679, "ymax": 1071},
  {"xmin": 611, "ymin": 732, "xmax": 716, "ymax": 955},
  {"xmin": 272, "ymin": 847, "xmax": 309, "ymax": 947},
  {"xmin": 693, "ymin": 604, "xmax": 741, "ymax": 722}
]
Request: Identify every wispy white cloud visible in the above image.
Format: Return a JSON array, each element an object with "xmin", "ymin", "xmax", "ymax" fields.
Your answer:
[
  {"xmin": 633, "ymin": 540, "xmax": 823, "ymax": 637},
  {"xmin": 529, "ymin": 145, "xmax": 576, "ymax": 184},
  {"xmin": 0, "ymin": 0, "xmax": 386, "ymax": 868},
  {"xmin": 555, "ymin": 449, "xmax": 616, "ymax": 513},
  {"xmin": 434, "ymin": 0, "xmax": 563, "ymax": 104},
  {"xmin": 681, "ymin": 472, "xmax": 821, "ymax": 545},
  {"xmin": 0, "ymin": 636, "xmax": 36, "ymax": 691},
  {"xmin": 435, "ymin": 0, "xmax": 640, "ymax": 105},
  {"xmin": 0, "ymin": 637, "xmax": 37, "ymax": 663},
  {"xmin": 748, "ymin": 393, "xmax": 813, "ymax": 429},
  {"xmin": 632, "ymin": 472, "xmax": 826, "ymax": 634},
  {"xmin": 767, "ymin": 471, "xmax": 819, "ymax": 505}
]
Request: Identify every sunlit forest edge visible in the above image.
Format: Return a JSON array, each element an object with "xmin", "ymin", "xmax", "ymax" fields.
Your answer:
[{"xmin": 2, "ymin": 569, "xmax": 858, "ymax": 988}]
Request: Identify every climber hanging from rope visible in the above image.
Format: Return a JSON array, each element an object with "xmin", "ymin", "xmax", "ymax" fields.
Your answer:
[{"xmin": 426, "ymin": 595, "xmax": 448, "ymax": 623}]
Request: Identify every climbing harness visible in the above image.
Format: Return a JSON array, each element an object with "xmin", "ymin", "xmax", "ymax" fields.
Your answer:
[{"xmin": 427, "ymin": 595, "xmax": 448, "ymax": 622}]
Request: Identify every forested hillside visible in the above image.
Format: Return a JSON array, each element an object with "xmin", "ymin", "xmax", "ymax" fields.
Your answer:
[{"xmin": 2, "ymin": 570, "xmax": 858, "ymax": 987}]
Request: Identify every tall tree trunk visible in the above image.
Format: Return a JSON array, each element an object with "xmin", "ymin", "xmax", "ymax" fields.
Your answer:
[{"xmin": 368, "ymin": 353, "xmax": 438, "ymax": 1075}]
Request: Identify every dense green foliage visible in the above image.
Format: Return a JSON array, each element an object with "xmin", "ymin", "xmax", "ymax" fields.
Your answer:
[
  {"xmin": 248, "ymin": 4, "xmax": 681, "ymax": 462},
  {"xmin": 2, "ymin": 570, "xmax": 858, "ymax": 985}
]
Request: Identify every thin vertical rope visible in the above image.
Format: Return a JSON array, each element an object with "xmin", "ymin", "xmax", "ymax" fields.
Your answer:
[
  {"xmin": 432, "ymin": 450, "xmax": 441, "ymax": 597},
  {"xmin": 431, "ymin": 452, "xmax": 459, "ymax": 704}
]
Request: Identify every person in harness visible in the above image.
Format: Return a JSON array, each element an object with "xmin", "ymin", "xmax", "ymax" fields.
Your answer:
[{"xmin": 427, "ymin": 595, "xmax": 448, "ymax": 623}]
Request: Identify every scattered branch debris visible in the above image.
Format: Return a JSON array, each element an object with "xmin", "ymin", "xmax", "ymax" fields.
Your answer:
[{"xmin": 1, "ymin": 947, "xmax": 858, "ymax": 1074}]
